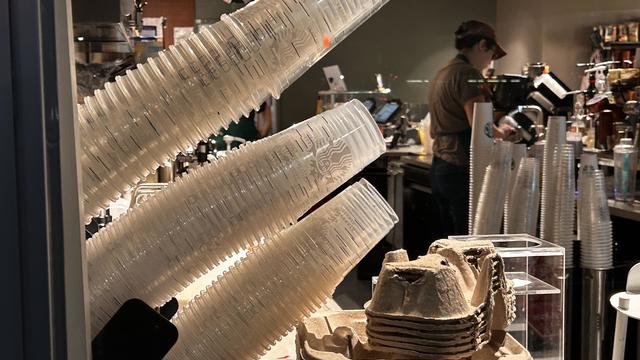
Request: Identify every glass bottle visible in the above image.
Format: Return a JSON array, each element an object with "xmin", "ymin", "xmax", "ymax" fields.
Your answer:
[
  {"xmin": 614, "ymin": 138, "xmax": 638, "ymax": 202},
  {"xmin": 586, "ymin": 72, "xmax": 597, "ymax": 101}
]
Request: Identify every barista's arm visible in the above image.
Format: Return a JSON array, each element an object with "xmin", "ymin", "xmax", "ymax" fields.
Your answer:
[
  {"xmin": 256, "ymin": 101, "xmax": 272, "ymax": 138},
  {"xmin": 258, "ymin": 105, "xmax": 272, "ymax": 137}
]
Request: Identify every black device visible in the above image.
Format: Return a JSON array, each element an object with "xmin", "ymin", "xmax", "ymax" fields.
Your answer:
[
  {"xmin": 527, "ymin": 72, "xmax": 574, "ymax": 116},
  {"xmin": 362, "ymin": 98, "xmax": 377, "ymax": 113},
  {"xmin": 92, "ymin": 298, "xmax": 179, "ymax": 360},
  {"xmin": 510, "ymin": 112, "xmax": 538, "ymax": 147},
  {"xmin": 373, "ymin": 101, "xmax": 401, "ymax": 124},
  {"xmin": 492, "ymin": 74, "xmax": 531, "ymax": 113}
]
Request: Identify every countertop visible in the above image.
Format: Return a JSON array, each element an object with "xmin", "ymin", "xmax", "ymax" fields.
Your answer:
[
  {"xmin": 260, "ymin": 300, "xmax": 342, "ymax": 360},
  {"xmin": 400, "ymin": 154, "xmax": 433, "ymax": 169},
  {"xmin": 384, "ymin": 144, "xmax": 425, "ymax": 157},
  {"xmin": 586, "ymin": 150, "xmax": 640, "ymax": 169},
  {"xmin": 608, "ymin": 200, "xmax": 640, "ymax": 222},
  {"xmin": 395, "ymin": 153, "xmax": 640, "ymax": 222}
]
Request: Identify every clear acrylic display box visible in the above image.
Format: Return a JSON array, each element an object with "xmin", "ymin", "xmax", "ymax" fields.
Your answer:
[{"xmin": 449, "ymin": 234, "xmax": 565, "ymax": 360}]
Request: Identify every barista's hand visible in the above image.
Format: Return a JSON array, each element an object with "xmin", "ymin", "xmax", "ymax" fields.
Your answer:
[{"xmin": 493, "ymin": 123, "xmax": 516, "ymax": 140}]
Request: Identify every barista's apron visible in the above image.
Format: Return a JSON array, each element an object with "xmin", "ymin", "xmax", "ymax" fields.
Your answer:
[{"xmin": 434, "ymin": 127, "xmax": 472, "ymax": 165}]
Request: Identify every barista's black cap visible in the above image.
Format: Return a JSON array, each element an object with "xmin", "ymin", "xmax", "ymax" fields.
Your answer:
[{"xmin": 456, "ymin": 20, "xmax": 507, "ymax": 60}]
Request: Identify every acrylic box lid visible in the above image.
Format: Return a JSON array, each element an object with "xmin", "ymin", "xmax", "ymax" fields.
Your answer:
[{"xmin": 448, "ymin": 234, "xmax": 565, "ymax": 258}]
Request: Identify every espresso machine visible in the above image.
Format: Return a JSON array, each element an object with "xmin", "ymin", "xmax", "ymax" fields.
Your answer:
[{"xmin": 492, "ymin": 66, "xmax": 574, "ymax": 146}]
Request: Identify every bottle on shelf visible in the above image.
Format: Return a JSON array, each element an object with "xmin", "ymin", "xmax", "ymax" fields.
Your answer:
[
  {"xmin": 614, "ymin": 138, "xmax": 638, "ymax": 202},
  {"xmin": 196, "ymin": 140, "xmax": 210, "ymax": 165},
  {"xmin": 586, "ymin": 72, "xmax": 597, "ymax": 101},
  {"xmin": 585, "ymin": 114, "xmax": 596, "ymax": 149}
]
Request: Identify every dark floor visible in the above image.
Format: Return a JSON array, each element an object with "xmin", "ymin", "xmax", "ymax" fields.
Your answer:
[{"xmin": 333, "ymin": 267, "xmax": 373, "ymax": 310}]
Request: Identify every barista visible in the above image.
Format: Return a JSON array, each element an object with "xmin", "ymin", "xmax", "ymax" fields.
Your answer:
[
  {"xmin": 428, "ymin": 20, "xmax": 513, "ymax": 235},
  {"xmin": 211, "ymin": 101, "xmax": 272, "ymax": 150}
]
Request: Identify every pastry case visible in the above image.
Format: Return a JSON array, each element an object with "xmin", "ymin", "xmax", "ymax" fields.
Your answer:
[{"xmin": 449, "ymin": 234, "xmax": 565, "ymax": 360}]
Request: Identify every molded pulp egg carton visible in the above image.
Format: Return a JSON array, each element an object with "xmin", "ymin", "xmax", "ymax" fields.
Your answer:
[{"xmin": 296, "ymin": 239, "xmax": 531, "ymax": 360}]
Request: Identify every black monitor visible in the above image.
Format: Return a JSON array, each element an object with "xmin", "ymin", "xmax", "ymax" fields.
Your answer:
[
  {"xmin": 362, "ymin": 98, "xmax": 377, "ymax": 113},
  {"xmin": 373, "ymin": 101, "xmax": 401, "ymax": 124}
]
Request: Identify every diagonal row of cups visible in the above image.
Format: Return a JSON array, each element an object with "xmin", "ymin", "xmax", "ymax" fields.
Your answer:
[
  {"xmin": 505, "ymin": 157, "xmax": 540, "ymax": 236},
  {"xmin": 473, "ymin": 141, "xmax": 512, "ymax": 235},
  {"xmin": 469, "ymin": 103, "xmax": 495, "ymax": 233},
  {"xmin": 539, "ymin": 117, "xmax": 576, "ymax": 268},
  {"xmin": 79, "ymin": 0, "xmax": 390, "ymax": 221},
  {"xmin": 87, "ymin": 100, "xmax": 386, "ymax": 335},
  {"xmin": 577, "ymin": 154, "xmax": 613, "ymax": 270},
  {"xmin": 166, "ymin": 179, "xmax": 398, "ymax": 360},
  {"xmin": 503, "ymin": 144, "xmax": 533, "ymax": 234}
]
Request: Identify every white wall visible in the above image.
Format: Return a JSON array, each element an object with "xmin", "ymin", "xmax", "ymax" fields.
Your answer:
[
  {"xmin": 276, "ymin": 0, "xmax": 497, "ymax": 128},
  {"xmin": 197, "ymin": 0, "xmax": 498, "ymax": 129},
  {"xmin": 496, "ymin": 0, "xmax": 640, "ymax": 89},
  {"xmin": 195, "ymin": 0, "xmax": 230, "ymax": 22},
  {"xmin": 195, "ymin": 0, "xmax": 640, "ymax": 127}
]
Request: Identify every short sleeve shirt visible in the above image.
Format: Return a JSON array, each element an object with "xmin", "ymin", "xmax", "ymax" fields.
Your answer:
[
  {"xmin": 210, "ymin": 102, "xmax": 268, "ymax": 148},
  {"xmin": 427, "ymin": 55, "xmax": 487, "ymax": 166}
]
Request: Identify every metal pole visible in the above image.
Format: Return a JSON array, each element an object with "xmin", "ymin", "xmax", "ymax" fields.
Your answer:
[
  {"xmin": 0, "ymin": 0, "xmax": 90, "ymax": 358},
  {"xmin": 54, "ymin": 0, "xmax": 92, "ymax": 358},
  {"xmin": 612, "ymin": 311, "xmax": 628, "ymax": 360},
  {"xmin": 581, "ymin": 269, "xmax": 610, "ymax": 360},
  {"xmin": 0, "ymin": 3, "xmax": 25, "ymax": 358}
]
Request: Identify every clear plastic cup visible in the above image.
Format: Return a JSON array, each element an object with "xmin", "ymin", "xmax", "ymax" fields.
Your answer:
[
  {"xmin": 540, "ymin": 117, "xmax": 567, "ymax": 238},
  {"xmin": 87, "ymin": 101, "xmax": 385, "ymax": 334},
  {"xmin": 581, "ymin": 153, "xmax": 598, "ymax": 170},
  {"xmin": 473, "ymin": 141, "xmax": 513, "ymax": 235},
  {"xmin": 196, "ymin": 24, "xmax": 262, "ymax": 115},
  {"xmin": 547, "ymin": 146, "xmax": 575, "ymax": 251},
  {"xmin": 506, "ymin": 158, "xmax": 540, "ymax": 236},
  {"xmin": 79, "ymin": 0, "xmax": 390, "ymax": 223},
  {"xmin": 167, "ymin": 179, "xmax": 397, "ymax": 360},
  {"xmin": 469, "ymin": 102, "xmax": 495, "ymax": 233},
  {"xmin": 504, "ymin": 143, "xmax": 528, "ymax": 228}
]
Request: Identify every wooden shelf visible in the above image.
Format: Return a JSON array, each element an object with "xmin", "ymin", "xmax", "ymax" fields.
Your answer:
[{"xmin": 604, "ymin": 41, "xmax": 640, "ymax": 50}]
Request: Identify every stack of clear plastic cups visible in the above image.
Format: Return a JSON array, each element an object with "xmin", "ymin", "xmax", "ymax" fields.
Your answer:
[
  {"xmin": 577, "ymin": 154, "xmax": 593, "ymax": 244},
  {"xmin": 473, "ymin": 141, "xmax": 513, "ymax": 235},
  {"xmin": 220, "ymin": 0, "xmax": 320, "ymax": 98},
  {"xmin": 577, "ymin": 153, "xmax": 599, "ymax": 241},
  {"xmin": 220, "ymin": 0, "xmax": 384, "ymax": 96},
  {"xmin": 540, "ymin": 116, "xmax": 567, "ymax": 241},
  {"xmin": 550, "ymin": 145, "xmax": 576, "ymax": 268},
  {"xmin": 469, "ymin": 102, "xmax": 495, "ymax": 233},
  {"xmin": 79, "ymin": 0, "xmax": 391, "ymax": 222},
  {"xmin": 531, "ymin": 140, "xmax": 545, "ymax": 162},
  {"xmin": 504, "ymin": 143, "xmax": 528, "ymax": 232},
  {"xmin": 531, "ymin": 141, "xmax": 545, "ymax": 186},
  {"xmin": 506, "ymin": 158, "xmax": 540, "ymax": 236},
  {"xmin": 166, "ymin": 179, "xmax": 398, "ymax": 360},
  {"xmin": 86, "ymin": 100, "xmax": 386, "ymax": 335},
  {"xmin": 578, "ymin": 159, "xmax": 613, "ymax": 270}
]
